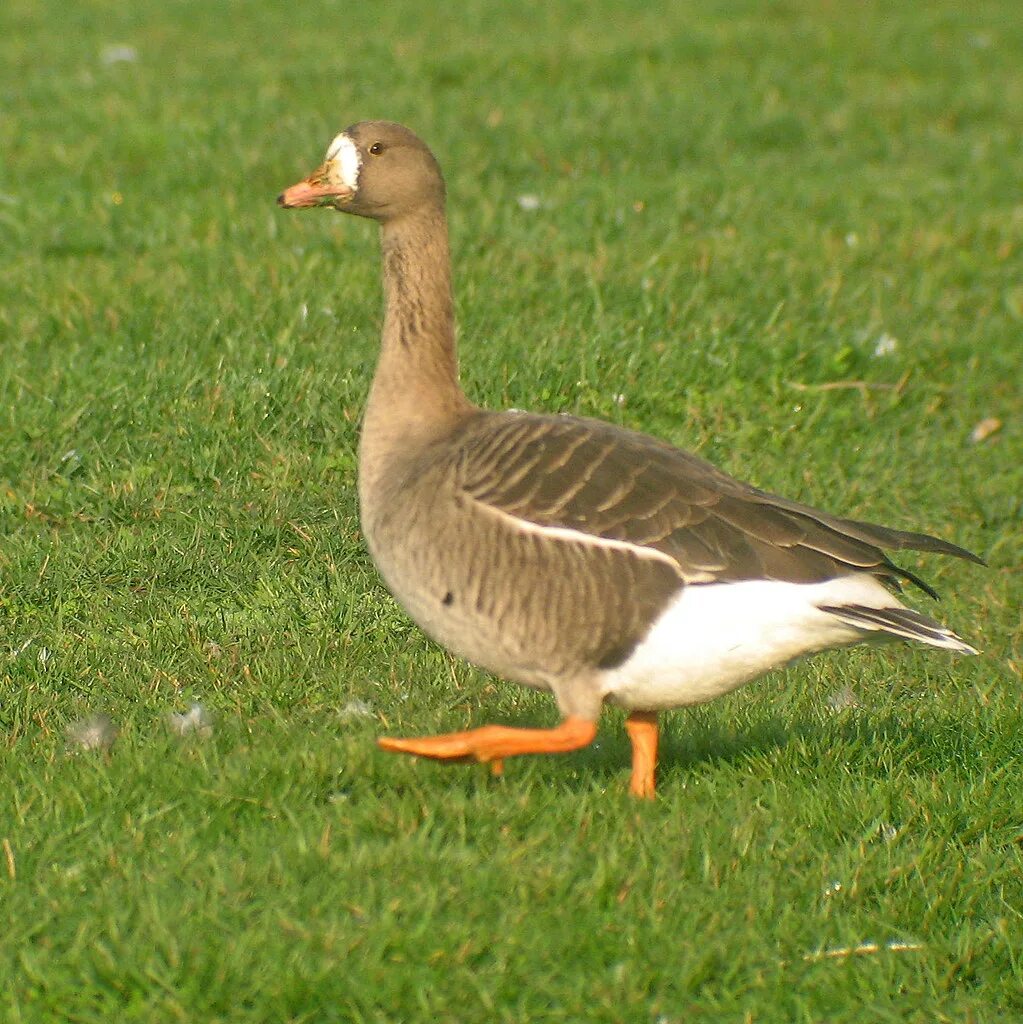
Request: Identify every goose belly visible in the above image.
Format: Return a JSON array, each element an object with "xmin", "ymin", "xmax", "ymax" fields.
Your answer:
[
  {"xmin": 361, "ymin": 476, "xmax": 680, "ymax": 694},
  {"xmin": 369, "ymin": 537, "xmax": 575, "ymax": 692},
  {"xmin": 390, "ymin": 579, "xmax": 557, "ymax": 690},
  {"xmin": 362, "ymin": 508, "xmax": 564, "ymax": 689},
  {"xmin": 599, "ymin": 576, "xmax": 894, "ymax": 712}
]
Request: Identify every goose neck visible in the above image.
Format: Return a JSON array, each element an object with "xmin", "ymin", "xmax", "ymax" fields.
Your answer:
[{"xmin": 362, "ymin": 207, "xmax": 470, "ymax": 464}]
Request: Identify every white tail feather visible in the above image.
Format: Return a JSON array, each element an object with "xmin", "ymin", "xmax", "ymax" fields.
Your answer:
[{"xmin": 818, "ymin": 603, "xmax": 978, "ymax": 655}]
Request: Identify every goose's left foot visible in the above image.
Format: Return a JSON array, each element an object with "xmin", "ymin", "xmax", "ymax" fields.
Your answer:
[
  {"xmin": 626, "ymin": 711, "xmax": 659, "ymax": 799},
  {"xmin": 378, "ymin": 717, "xmax": 598, "ymax": 773}
]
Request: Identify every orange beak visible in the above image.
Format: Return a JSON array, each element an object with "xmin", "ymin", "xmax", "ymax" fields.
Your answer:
[{"xmin": 277, "ymin": 163, "xmax": 355, "ymax": 208}]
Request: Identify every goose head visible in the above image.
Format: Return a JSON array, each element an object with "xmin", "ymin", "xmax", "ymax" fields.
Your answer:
[{"xmin": 278, "ymin": 120, "xmax": 444, "ymax": 222}]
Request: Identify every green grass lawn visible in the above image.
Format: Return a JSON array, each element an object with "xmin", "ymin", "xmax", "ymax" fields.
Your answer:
[{"xmin": 2, "ymin": 0, "xmax": 1022, "ymax": 1019}]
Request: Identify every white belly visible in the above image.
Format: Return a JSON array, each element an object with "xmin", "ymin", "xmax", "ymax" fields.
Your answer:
[{"xmin": 599, "ymin": 575, "xmax": 898, "ymax": 712}]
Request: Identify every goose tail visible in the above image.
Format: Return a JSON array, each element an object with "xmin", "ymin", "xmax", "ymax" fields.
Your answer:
[{"xmin": 819, "ymin": 603, "xmax": 978, "ymax": 655}]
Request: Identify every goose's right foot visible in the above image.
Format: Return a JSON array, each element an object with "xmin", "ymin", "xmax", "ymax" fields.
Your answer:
[
  {"xmin": 625, "ymin": 711, "xmax": 659, "ymax": 799},
  {"xmin": 378, "ymin": 717, "xmax": 598, "ymax": 772}
]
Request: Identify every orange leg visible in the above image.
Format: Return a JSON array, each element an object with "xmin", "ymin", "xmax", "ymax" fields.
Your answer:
[
  {"xmin": 378, "ymin": 717, "xmax": 597, "ymax": 778},
  {"xmin": 625, "ymin": 711, "xmax": 659, "ymax": 799}
]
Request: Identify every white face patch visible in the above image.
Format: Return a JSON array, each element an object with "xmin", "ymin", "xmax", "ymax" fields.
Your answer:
[{"xmin": 324, "ymin": 133, "xmax": 361, "ymax": 191}]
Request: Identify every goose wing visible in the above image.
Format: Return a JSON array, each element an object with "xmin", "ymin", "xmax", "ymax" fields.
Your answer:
[{"xmin": 456, "ymin": 412, "xmax": 981, "ymax": 595}]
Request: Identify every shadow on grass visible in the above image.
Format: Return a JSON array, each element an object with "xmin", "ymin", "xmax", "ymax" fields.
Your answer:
[
  {"xmin": 585, "ymin": 713, "xmax": 795, "ymax": 791},
  {"xmin": 386, "ymin": 704, "xmax": 1012, "ymax": 797}
]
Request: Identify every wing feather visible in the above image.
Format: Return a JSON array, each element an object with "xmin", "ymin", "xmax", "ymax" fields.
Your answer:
[{"xmin": 455, "ymin": 411, "xmax": 980, "ymax": 592}]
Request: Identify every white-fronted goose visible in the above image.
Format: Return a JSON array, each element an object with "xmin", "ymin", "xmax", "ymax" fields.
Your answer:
[{"xmin": 278, "ymin": 121, "xmax": 981, "ymax": 798}]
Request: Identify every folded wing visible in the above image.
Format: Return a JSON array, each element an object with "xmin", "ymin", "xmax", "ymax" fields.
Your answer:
[{"xmin": 457, "ymin": 412, "xmax": 981, "ymax": 595}]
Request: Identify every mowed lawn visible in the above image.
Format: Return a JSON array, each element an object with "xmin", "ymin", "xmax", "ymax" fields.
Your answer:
[{"xmin": 2, "ymin": 0, "xmax": 1022, "ymax": 1020}]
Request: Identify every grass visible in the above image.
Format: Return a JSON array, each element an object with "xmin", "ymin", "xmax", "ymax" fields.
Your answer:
[{"xmin": 2, "ymin": 0, "xmax": 1022, "ymax": 1019}]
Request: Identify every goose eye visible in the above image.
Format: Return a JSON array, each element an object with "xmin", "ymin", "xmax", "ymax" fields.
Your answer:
[{"xmin": 368, "ymin": 142, "xmax": 384, "ymax": 155}]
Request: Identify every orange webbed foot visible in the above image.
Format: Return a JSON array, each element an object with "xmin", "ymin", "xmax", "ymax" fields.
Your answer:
[
  {"xmin": 378, "ymin": 717, "xmax": 597, "ymax": 767},
  {"xmin": 625, "ymin": 711, "xmax": 659, "ymax": 799}
]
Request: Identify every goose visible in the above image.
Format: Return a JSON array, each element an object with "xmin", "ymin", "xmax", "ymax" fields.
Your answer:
[{"xmin": 277, "ymin": 121, "xmax": 981, "ymax": 798}]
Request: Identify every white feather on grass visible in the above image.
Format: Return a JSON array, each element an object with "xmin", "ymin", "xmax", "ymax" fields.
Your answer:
[
  {"xmin": 65, "ymin": 714, "xmax": 119, "ymax": 753},
  {"xmin": 167, "ymin": 702, "xmax": 214, "ymax": 738}
]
